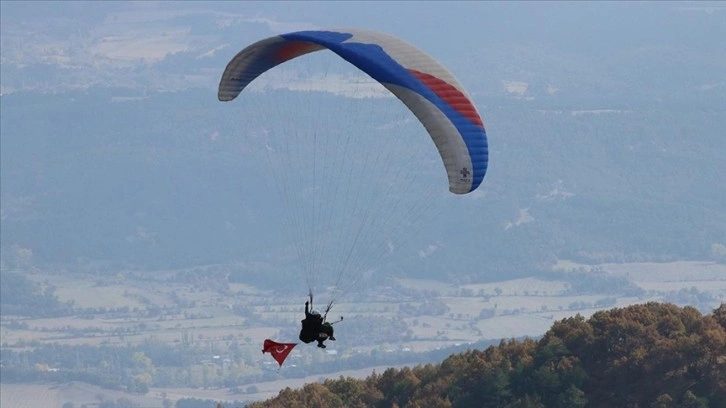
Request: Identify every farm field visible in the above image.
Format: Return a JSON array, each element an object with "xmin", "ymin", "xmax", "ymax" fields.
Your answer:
[
  {"xmin": 1, "ymin": 261, "xmax": 724, "ymax": 408},
  {"xmin": 0, "ymin": 365, "xmax": 402, "ymax": 408},
  {"xmin": 4, "ymin": 261, "xmax": 724, "ymax": 350}
]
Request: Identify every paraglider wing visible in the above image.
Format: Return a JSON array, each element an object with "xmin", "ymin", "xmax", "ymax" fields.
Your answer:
[
  {"xmin": 218, "ymin": 29, "xmax": 488, "ymax": 194},
  {"xmin": 262, "ymin": 339, "xmax": 297, "ymax": 367}
]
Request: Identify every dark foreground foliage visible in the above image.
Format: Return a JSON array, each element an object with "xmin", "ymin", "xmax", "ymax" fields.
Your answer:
[{"xmin": 248, "ymin": 302, "xmax": 726, "ymax": 408}]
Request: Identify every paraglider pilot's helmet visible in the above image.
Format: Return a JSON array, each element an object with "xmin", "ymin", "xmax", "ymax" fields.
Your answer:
[{"xmin": 310, "ymin": 309, "xmax": 321, "ymax": 316}]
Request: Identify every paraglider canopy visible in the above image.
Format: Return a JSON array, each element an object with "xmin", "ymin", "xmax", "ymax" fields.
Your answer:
[
  {"xmin": 217, "ymin": 28, "xmax": 490, "ymax": 312},
  {"xmin": 218, "ymin": 28, "xmax": 488, "ymax": 194}
]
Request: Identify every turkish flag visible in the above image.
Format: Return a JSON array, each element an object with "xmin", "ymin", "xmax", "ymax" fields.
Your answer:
[{"xmin": 262, "ymin": 339, "xmax": 297, "ymax": 367}]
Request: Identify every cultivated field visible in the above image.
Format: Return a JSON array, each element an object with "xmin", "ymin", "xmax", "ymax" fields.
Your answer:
[{"xmin": 1, "ymin": 261, "xmax": 724, "ymax": 407}]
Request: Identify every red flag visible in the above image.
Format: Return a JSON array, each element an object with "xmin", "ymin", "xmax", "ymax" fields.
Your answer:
[{"xmin": 262, "ymin": 339, "xmax": 297, "ymax": 367}]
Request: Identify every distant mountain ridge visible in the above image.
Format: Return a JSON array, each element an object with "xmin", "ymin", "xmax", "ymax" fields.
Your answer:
[{"xmin": 1, "ymin": 2, "xmax": 725, "ymax": 284}]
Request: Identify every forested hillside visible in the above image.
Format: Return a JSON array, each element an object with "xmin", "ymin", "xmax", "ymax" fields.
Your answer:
[{"xmin": 248, "ymin": 302, "xmax": 726, "ymax": 408}]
